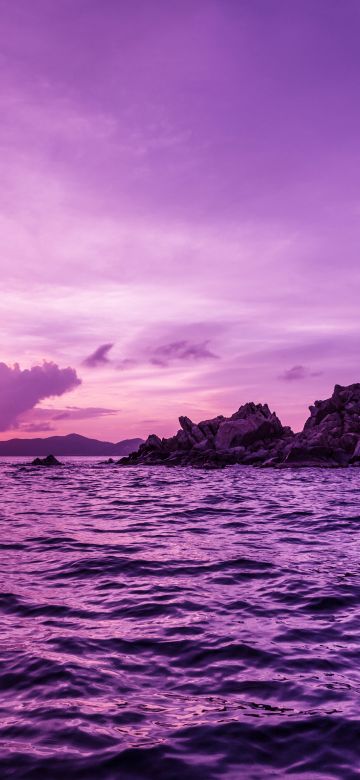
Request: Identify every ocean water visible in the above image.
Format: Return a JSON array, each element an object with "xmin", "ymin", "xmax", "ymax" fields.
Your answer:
[{"xmin": 0, "ymin": 457, "xmax": 359, "ymax": 780}]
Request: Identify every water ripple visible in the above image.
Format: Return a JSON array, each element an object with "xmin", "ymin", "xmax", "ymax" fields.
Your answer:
[{"xmin": 0, "ymin": 458, "xmax": 359, "ymax": 778}]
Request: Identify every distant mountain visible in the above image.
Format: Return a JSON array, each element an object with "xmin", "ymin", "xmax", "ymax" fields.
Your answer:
[{"xmin": 0, "ymin": 433, "xmax": 144, "ymax": 457}]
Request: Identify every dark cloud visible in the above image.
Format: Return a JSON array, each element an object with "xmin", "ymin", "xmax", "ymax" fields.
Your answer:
[
  {"xmin": 83, "ymin": 343, "xmax": 114, "ymax": 367},
  {"xmin": 0, "ymin": 361, "xmax": 81, "ymax": 431},
  {"xmin": 116, "ymin": 339, "xmax": 219, "ymax": 370},
  {"xmin": 150, "ymin": 340, "xmax": 218, "ymax": 367},
  {"xmin": 114, "ymin": 322, "xmax": 223, "ymax": 372},
  {"xmin": 279, "ymin": 365, "xmax": 322, "ymax": 382}
]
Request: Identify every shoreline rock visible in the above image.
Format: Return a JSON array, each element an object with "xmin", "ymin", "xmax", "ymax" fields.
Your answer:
[
  {"xmin": 31, "ymin": 454, "xmax": 62, "ymax": 467},
  {"xmin": 119, "ymin": 384, "xmax": 360, "ymax": 469}
]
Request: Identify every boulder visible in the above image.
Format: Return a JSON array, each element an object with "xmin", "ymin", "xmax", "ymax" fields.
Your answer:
[
  {"xmin": 215, "ymin": 403, "xmax": 283, "ymax": 450},
  {"xmin": 145, "ymin": 434, "xmax": 163, "ymax": 450}
]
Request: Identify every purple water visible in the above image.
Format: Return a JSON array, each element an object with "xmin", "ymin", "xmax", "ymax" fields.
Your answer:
[{"xmin": 0, "ymin": 458, "xmax": 359, "ymax": 779}]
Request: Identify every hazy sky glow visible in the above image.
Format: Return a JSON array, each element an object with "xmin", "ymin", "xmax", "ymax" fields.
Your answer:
[{"xmin": 1, "ymin": 0, "xmax": 360, "ymax": 439}]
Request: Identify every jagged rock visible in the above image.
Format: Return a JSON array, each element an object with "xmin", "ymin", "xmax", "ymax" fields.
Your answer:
[
  {"xmin": 31, "ymin": 454, "xmax": 61, "ymax": 467},
  {"xmin": 179, "ymin": 416, "xmax": 206, "ymax": 445}
]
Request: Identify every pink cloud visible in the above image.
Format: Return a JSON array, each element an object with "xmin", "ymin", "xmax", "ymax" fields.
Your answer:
[{"xmin": 0, "ymin": 361, "xmax": 81, "ymax": 431}]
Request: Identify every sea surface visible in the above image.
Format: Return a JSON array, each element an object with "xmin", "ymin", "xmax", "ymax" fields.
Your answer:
[{"xmin": 0, "ymin": 458, "xmax": 359, "ymax": 779}]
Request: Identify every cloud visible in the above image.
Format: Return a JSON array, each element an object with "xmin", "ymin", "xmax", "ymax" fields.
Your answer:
[
  {"xmin": 115, "ymin": 338, "xmax": 219, "ymax": 370},
  {"xmin": 150, "ymin": 340, "xmax": 218, "ymax": 367},
  {"xmin": 117, "ymin": 359, "xmax": 138, "ymax": 371},
  {"xmin": 19, "ymin": 422, "xmax": 56, "ymax": 433},
  {"xmin": 0, "ymin": 361, "xmax": 81, "ymax": 431},
  {"xmin": 52, "ymin": 406, "xmax": 118, "ymax": 420},
  {"xmin": 83, "ymin": 343, "xmax": 114, "ymax": 367},
  {"xmin": 14, "ymin": 405, "xmax": 119, "ymax": 432},
  {"xmin": 279, "ymin": 365, "xmax": 322, "ymax": 382},
  {"xmin": 115, "ymin": 325, "xmax": 222, "ymax": 371},
  {"xmin": 82, "ymin": 328, "xmax": 221, "ymax": 372}
]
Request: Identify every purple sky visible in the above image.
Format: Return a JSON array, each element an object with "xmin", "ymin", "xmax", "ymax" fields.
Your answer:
[{"xmin": 1, "ymin": 0, "xmax": 360, "ymax": 440}]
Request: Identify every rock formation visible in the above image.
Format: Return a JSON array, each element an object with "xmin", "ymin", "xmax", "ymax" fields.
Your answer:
[
  {"xmin": 119, "ymin": 384, "xmax": 360, "ymax": 469},
  {"xmin": 278, "ymin": 383, "xmax": 360, "ymax": 468},
  {"xmin": 31, "ymin": 454, "xmax": 62, "ymax": 467},
  {"xmin": 119, "ymin": 402, "xmax": 294, "ymax": 468}
]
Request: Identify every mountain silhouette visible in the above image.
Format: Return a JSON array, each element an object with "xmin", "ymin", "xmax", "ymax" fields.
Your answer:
[{"xmin": 0, "ymin": 433, "xmax": 144, "ymax": 456}]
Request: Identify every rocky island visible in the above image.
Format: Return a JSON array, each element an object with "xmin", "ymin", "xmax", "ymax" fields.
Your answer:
[{"xmin": 119, "ymin": 383, "xmax": 360, "ymax": 469}]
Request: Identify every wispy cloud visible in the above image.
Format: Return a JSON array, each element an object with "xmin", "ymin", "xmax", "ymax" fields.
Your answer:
[
  {"xmin": 53, "ymin": 406, "xmax": 119, "ymax": 420},
  {"xmin": 18, "ymin": 422, "xmax": 56, "ymax": 434},
  {"xmin": 150, "ymin": 340, "xmax": 218, "ymax": 367},
  {"xmin": 114, "ymin": 323, "xmax": 223, "ymax": 373},
  {"xmin": 117, "ymin": 359, "xmax": 138, "ymax": 371},
  {"xmin": 278, "ymin": 365, "xmax": 322, "ymax": 382},
  {"xmin": 83, "ymin": 343, "xmax": 114, "ymax": 368},
  {"xmin": 15, "ymin": 405, "xmax": 119, "ymax": 433},
  {"xmin": 116, "ymin": 338, "xmax": 219, "ymax": 370}
]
